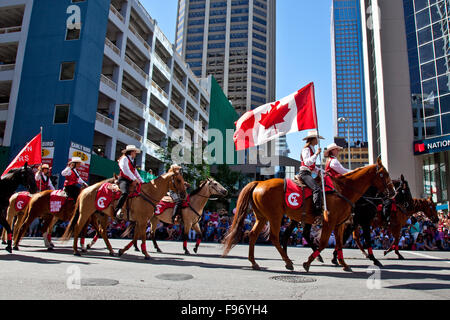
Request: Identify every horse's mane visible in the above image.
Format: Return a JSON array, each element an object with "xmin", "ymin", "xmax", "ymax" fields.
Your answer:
[
  {"xmin": 190, "ymin": 179, "xmax": 210, "ymax": 197},
  {"xmin": 1, "ymin": 168, "xmax": 21, "ymax": 180}
]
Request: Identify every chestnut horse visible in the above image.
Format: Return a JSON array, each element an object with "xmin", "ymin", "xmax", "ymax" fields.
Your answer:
[
  {"xmin": 149, "ymin": 177, "xmax": 228, "ymax": 255},
  {"xmin": 0, "ymin": 164, "xmax": 37, "ymax": 253},
  {"xmin": 62, "ymin": 165, "xmax": 186, "ymax": 260},
  {"xmin": 223, "ymin": 157, "xmax": 395, "ymax": 272},
  {"xmin": 2, "ymin": 192, "xmax": 31, "ymax": 244}
]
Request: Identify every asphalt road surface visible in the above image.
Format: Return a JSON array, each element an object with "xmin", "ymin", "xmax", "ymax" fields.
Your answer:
[{"xmin": 0, "ymin": 238, "xmax": 449, "ymax": 300}]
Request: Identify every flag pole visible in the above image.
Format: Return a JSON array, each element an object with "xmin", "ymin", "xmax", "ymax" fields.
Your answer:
[
  {"xmin": 311, "ymin": 84, "xmax": 329, "ymax": 216},
  {"xmin": 39, "ymin": 126, "xmax": 43, "ymax": 192}
]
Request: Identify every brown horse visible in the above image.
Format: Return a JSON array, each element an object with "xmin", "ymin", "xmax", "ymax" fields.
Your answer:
[
  {"xmin": 12, "ymin": 189, "xmax": 83, "ymax": 250},
  {"xmin": 2, "ymin": 192, "xmax": 30, "ymax": 244},
  {"xmin": 381, "ymin": 196, "xmax": 438, "ymax": 260},
  {"xmin": 223, "ymin": 157, "xmax": 395, "ymax": 272},
  {"xmin": 149, "ymin": 177, "xmax": 228, "ymax": 254},
  {"xmin": 61, "ymin": 165, "xmax": 186, "ymax": 260}
]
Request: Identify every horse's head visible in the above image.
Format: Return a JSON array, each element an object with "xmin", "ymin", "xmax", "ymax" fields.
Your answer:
[
  {"xmin": 394, "ymin": 174, "xmax": 413, "ymax": 208},
  {"xmin": 168, "ymin": 164, "xmax": 187, "ymax": 200},
  {"xmin": 204, "ymin": 177, "xmax": 228, "ymax": 198},
  {"xmin": 422, "ymin": 196, "xmax": 439, "ymax": 224},
  {"xmin": 6, "ymin": 163, "xmax": 38, "ymax": 193},
  {"xmin": 371, "ymin": 157, "xmax": 396, "ymax": 199}
]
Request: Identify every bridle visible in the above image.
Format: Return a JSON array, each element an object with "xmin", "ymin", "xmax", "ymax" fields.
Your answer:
[{"xmin": 375, "ymin": 163, "xmax": 395, "ymax": 198}]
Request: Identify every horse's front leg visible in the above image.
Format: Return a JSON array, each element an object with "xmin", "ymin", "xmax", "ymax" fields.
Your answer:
[
  {"xmin": 303, "ymin": 223, "xmax": 324, "ymax": 263},
  {"xmin": 0, "ymin": 209, "xmax": 13, "ymax": 253},
  {"xmin": 192, "ymin": 222, "xmax": 202, "ymax": 254},
  {"xmin": 361, "ymin": 223, "xmax": 383, "ymax": 267},
  {"xmin": 281, "ymin": 219, "xmax": 297, "ymax": 254},
  {"xmin": 182, "ymin": 223, "xmax": 191, "ymax": 255},
  {"xmin": 334, "ymin": 223, "xmax": 352, "ymax": 272}
]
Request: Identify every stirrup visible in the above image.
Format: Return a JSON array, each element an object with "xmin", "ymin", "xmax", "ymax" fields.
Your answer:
[{"xmin": 116, "ymin": 209, "xmax": 125, "ymax": 221}]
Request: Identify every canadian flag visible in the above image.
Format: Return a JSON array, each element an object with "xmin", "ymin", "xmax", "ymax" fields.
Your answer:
[
  {"xmin": 1, "ymin": 133, "xmax": 42, "ymax": 177},
  {"xmin": 234, "ymin": 82, "xmax": 318, "ymax": 151}
]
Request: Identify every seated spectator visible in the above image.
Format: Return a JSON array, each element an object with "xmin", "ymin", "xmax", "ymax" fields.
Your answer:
[
  {"xmin": 424, "ymin": 233, "xmax": 437, "ymax": 251},
  {"xmin": 415, "ymin": 233, "xmax": 425, "ymax": 250}
]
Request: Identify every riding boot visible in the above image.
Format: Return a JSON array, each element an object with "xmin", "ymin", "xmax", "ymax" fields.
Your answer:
[
  {"xmin": 312, "ymin": 192, "xmax": 323, "ymax": 216},
  {"xmin": 114, "ymin": 193, "xmax": 128, "ymax": 220},
  {"xmin": 172, "ymin": 201, "xmax": 181, "ymax": 224},
  {"xmin": 6, "ymin": 240, "xmax": 12, "ymax": 254},
  {"xmin": 382, "ymin": 199, "xmax": 392, "ymax": 223}
]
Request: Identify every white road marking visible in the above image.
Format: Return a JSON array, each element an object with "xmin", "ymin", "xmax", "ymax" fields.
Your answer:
[{"xmin": 403, "ymin": 251, "xmax": 450, "ymax": 264}]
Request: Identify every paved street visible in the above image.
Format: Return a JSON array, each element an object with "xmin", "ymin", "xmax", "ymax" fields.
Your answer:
[{"xmin": 0, "ymin": 238, "xmax": 449, "ymax": 300}]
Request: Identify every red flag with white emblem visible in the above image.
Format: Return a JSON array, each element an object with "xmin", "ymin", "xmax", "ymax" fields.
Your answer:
[
  {"xmin": 234, "ymin": 82, "xmax": 318, "ymax": 151},
  {"xmin": 1, "ymin": 133, "xmax": 42, "ymax": 177}
]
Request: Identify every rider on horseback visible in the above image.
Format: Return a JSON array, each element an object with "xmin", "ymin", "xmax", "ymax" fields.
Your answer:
[
  {"xmin": 35, "ymin": 164, "xmax": 55, "ymax": 191},
  {"xmin": 61, "ymin": 157, "xmax": 88, "ymax": 200},
  {"xmin": 324, "ymin": 143, "xmax": 349, "ymax": 177},
  {"xmin": 298, "ymin": 130, "xmax": 324, "ymax": 216},
  {"xmin": 114, "ymin": 145, "xmax": 144, "ymax": 220}
]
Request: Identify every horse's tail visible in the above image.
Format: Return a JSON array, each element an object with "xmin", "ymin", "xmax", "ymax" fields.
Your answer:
[
  {"xmin": 61, "ymin": 199, "xmax": 80, "ymax": 242},
  {"xmin": 222, "ymin": 181, "xmax": 259, "ymax": 256}
]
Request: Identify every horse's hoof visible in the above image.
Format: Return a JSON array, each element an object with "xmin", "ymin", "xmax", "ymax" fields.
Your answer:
[
  {"xmin": 252, "ymin": 264, "xmax": 261, "ymax": 271},
  {"xmin": 317, "ymin": 255, "xmax": 324, "ymax": 263},
  {"xmin": 343, "ymin": 266, "xmax": 353, "ymax": 272},
  {"xmin": 5, "ymin": 246, "xmax": 12, "ymax": 254},
  {"xmin": 2, "ymin": 241, "xmax": 6, "ymax": 245},
  {"xmin": 193, "ymin": 247, "xmax": 198, "ymax": 254},
  {"xmin": 47, "ymin": 247, "xmax": 54, "ymax": 251},
  {"xmin": 109, "ymin": 252, "xmax": 115, "ymax": 257},
  {"xmin": 397, "ymin": 254, "xmax": 405, "ymax": 260},
  {"xmin": 74, "ymin": 251, "xmax": 81, "ymax": 257},
  {"xmin": 331, "ymin": 258, "xmax": 339, "ymax": 266},
  {"xmin": 144, "ymin": 256, "xmax": 151, "ymax": 261},
  {"xmin": 81, "ymin": 248, "xmax": 87, "ymax": 253},
  {"xmin": 184, "ymin": 250, "xmax": 190, "ymax": 255},
  {"xmin": 373, "ymin": 260, "xmax": 383, "ymax": 268},
  {"xmin": 134, "ymin": 248, "xmax": 140, "ymax": 252},
  {"xmin": 156, "ymin": 248, "xmax": 162, "ymax": 253},
  {"xmin": 285, "ymin": 263, "xmax": 294, "ymax": 271},
  {"xmin": 13, "ymin": 246, "xmax": 19, "ymax": 251},
  {"xmin": 383, "ymin": 251, "xmax": 388, "ymax": 256},
  {"xmin": 86, "ymin": 245, "xmax": 91, "ymax": 250},
  {"xmin": 118, "ymin": 249, "xmax": 124, "ymax": 257},
  {"xmin": 303, "ymin": 262, "xmax": 310, "ymax": 273},
  {"xmin": 49, "ymin": 243, "xmax": 55, "ymax": 248}
]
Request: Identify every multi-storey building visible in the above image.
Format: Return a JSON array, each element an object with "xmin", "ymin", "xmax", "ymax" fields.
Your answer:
[
  {"xmin": 360, "ymin": 0, "xmax": 449, "ymax": 211},
  {"xmin": 175, "ymin": 0, "xmax": 289, "ymax": 159},
  {"xmin": 331, "ymin": 0, "xmax": 368, "ymax": 166},
  {"xmin": 0, "ymin": 0, "xmax": 210, "ymax": 185}
]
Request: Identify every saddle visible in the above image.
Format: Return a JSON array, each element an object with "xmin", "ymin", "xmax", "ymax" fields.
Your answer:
[
  {"xmin": 50, "ymin": 190, "xmax": 69, "ymax": 213},
  {"xmin": 14, "ymin": 192, "xmax": 32, "ymax": 211},
  {"xmin": 154, "ymin": 195, "xmax": 190, "ymax": 216},
  {"xmin": 284, "ymin": 176, "xmax": 334, "ymax": 210}
]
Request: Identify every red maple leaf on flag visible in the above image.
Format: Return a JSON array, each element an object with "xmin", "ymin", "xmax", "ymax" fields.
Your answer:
[{"xmin": 259, "ymin": 101, "xmax": 290, "ymax": 131}]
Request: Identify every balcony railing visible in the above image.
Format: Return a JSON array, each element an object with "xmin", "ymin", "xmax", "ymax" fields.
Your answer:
[
  {"xmin": 146, "ymin": 139, "xmax": 162, "ymax": 152},
  {"xmin": 121, "ymin": 88, "xmax": 145, "ymax": 110},
  {"xmin": 154, "ymin": 53, "xmax": 171, "ymax": 74},
  {"xmin": 137, "ymin": 0, "xmax": 155, "ymax": 24},
  {"xmin": 174, "ymin": 76, "xmax": 185, "ymax": 89},
  {"xmin": 129, "ymin": 24, "xmax": 151, "ymax": 51},
  {"xmin": 96, "ymin": 112, "xmax": 113, "ymax": 127},
  {"xmin": 169, "ymin": 124, "xmax": 178, "ymax": 132},
  {"xmin": 125, "ymin": 55, "xmax": 149, "ymax": 80},
  {"xmin": 0, "ymin": 26, "xmax": 22, "ymax": 34},
  {"xmin": 0, "ymin": 64, "xmax": 15, "ymax": 71},
  {"xmin": 151, "ymin": 81, "xmax": 168, "ymax": 100},
  {"xmin": 0, "ymin": 103, "xmax": 9, "ymax": 111},
  {"xmin": 200, "ymin": 105, "xmax": 208, "ymax": 115},
  {"xmin": 105, "ymin": 38, "xmax": 121, "ymax": 56},
  {"xmin": 110, "ymin": 4, "xmax": 125, "ymax": 23},
  {"xmin": 185, "ymin": 114, "xmax": 194, "ymax": 124},
  {"xmin": 100, "ymin": 74, "xmax": 117, "ymax": 91},
  {"xmin": 118, "ymin": 123, "xmax": 143, "ymax": 142},
  {"xmin": 148, "ymin": 108, "xmax": 166, "ymax": 126},
  {"xmin": 188, "ymin": 92, "xmax": 198, "ymax": 102},
  {"xmin": 171, "ymin": 100, "xmax": 184, "ymax": 114}
]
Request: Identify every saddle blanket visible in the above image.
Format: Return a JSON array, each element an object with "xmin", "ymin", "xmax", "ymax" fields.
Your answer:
[
  {"xmin": 14, "ymin": 192, "xmax": 32, "ymax": 211},
  {"xmin": 154, "ymin": 196, "xmax": 190, "ymax": 216},
  {"xmin": 95, "ymin": 183, "xmax": 121, "ymax": 211},
  {"xmin": 285, "ymin": 177, "xmax": 334, "ymax": 210},
  {"xmin": 50, "ymin": 190, "xmax": 68, "ymax": 213}
]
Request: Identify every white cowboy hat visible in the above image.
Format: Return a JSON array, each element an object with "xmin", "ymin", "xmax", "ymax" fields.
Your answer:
[
  {"xmin": 324, "ymin": 143, "xmax": 344, "ymax": 157},
  {"xmin": 40, "ymin": 164, "xmax": 50, "ymax": 170},
  {"xmin": 121, "ymin": 145, "xmax": 141, "ymax": 154},
  {"xmin": 69, "ymin": 157, "xmax": 83, "ymax": 164},
  {"xmin": 302, "ymin": 130, "xmax": 325, "ymax": 141}
]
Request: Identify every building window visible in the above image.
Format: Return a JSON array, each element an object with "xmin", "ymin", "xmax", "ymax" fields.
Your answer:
[
  {"xmin": 54, "ymin": 105, "xmax": 70, "ymax": 124},
  {"xmin": 66, "ymin": 27, "xmax": 81, "ymax": 40},
  {"xmin": 60, "ymin": 62, "xmax": 76, "ymax": 81}
]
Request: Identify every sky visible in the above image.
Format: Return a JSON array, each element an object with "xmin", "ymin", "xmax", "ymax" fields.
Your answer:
[{"xmin": 141, "ymin": 0, "xmax": 335, "ymax": 161}]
